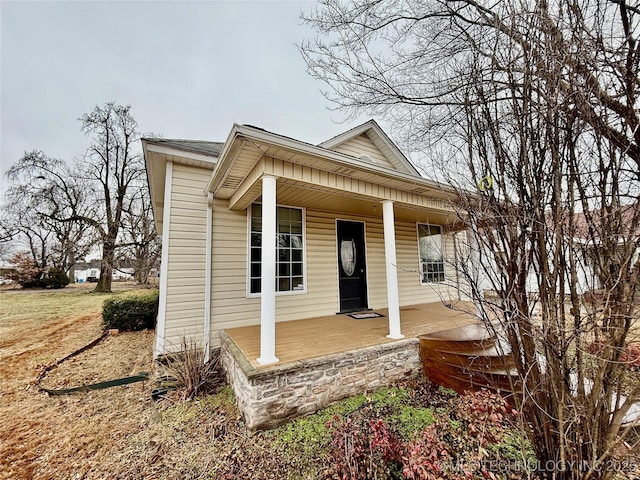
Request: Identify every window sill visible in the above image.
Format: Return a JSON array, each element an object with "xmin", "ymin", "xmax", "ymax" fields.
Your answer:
[{"xmin": 247, "ymin": 289, "xmax": 307, "ymax": 299}]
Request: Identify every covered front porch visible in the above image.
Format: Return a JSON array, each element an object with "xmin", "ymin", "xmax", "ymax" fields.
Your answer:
[
  {"xmin": 220, "ymin": 301, "xmax": 479, "ymax": 430},
  {"xmin": 207, "ymin": 123, "xmax": 465, "ymax": 366},
  {"xmin": 225, "ymin": 301, "xmax": 479, "ymax": 369}
]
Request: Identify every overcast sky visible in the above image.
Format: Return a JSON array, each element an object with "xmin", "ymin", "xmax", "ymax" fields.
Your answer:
[{"xmin": 1, "ymin": 0, "xmax": 371, "ymax": 193}]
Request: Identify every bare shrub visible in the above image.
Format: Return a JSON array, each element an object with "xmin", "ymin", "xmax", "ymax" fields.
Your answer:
[{"xmin": 160, "ymin": 339, "xmax": 223, "ymax": 399}]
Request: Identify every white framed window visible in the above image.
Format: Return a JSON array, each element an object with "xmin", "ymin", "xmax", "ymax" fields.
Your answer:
[
  {"xmin": 249, "ymin": 203, "xmax": 306, "ymax": 295},
  {"xmin": 418, "ymin": 223, "xmax": 445, "ymax": 283}
]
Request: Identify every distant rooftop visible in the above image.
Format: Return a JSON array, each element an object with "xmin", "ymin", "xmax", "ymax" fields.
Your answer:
[{"xmin": 143, "ymin": 138, "xmax": 224, "ymax": 157}]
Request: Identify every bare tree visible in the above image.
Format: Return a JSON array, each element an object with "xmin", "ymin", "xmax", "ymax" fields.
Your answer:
[
  {"xmin": 302, "ymin": 0, "xmax": 638, "ymax": 163},
  {"xmin": 3, "ymin": 103, "xmax": 150, "ymax": 292},
  {"xmin": 1, "ymin": 201, "xmax": 52, "ymax": 270},
  {"xmin": 3, "ymin": 151, "xmax": 91, "ymax": 278},
  {"xmin": 0, "ymin": 220, "xmax": 15, "ymax": 262},
  {"xmin": 116, "ymin": 183, "xmax": 161, "ymax": 284},
  {"xmin": 79, "ymin": 102, "xmax": 145, "ymax": 292},
  {"xmin": 303, "ymin": 1, "xmax": 639, "ymax": 479}
]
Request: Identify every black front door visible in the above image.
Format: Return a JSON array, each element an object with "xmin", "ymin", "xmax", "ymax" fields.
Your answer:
[{"xmin": 337, "ymin": 220, "xmax": 368, "ymax": 312}]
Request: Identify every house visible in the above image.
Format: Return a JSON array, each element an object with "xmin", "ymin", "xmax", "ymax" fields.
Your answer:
[
  {"xmin": 74, "ymin": 261, "xmax": 134, "ymax": 282},
  {"xmin": 73, "ymin": 260, "xmax": 102, "ymax": 282},
  {"xmin": 143, "ymin": 120, "xmax": 477, "ymax": 429},
  {"xmin": 474, "ymin": 206, "xmax": 640, "ymax": 299}
]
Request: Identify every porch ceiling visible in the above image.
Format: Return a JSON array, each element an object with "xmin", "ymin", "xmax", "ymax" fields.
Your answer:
[
  {"xmin": 222, "ymin": 152, "xmax": 461, "ymax": 225},
  {"xmin": 255, "ymin": 181, "xmax": 459, "ymax": 225}
]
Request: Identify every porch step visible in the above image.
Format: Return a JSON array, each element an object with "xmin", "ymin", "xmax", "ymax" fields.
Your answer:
[
  {"xmin": 419, "ymin": 323, "xmax": 496, "ymax": 353},
  {"xmin": 418, "ymin": 324, "xmax": 520, "ymax": 394},
  {"xmin": 423, "ymin": 347, "xmax": 517, "ymax": 371}
]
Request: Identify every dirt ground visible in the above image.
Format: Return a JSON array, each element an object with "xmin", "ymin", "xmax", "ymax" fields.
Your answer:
[
  {"xmin": 0, "ymin": 285, "xmax": 149, "ymax": 478},
  {"xmin": 0, "ymin": 285, "xmax": 249, "ymax": 480}
]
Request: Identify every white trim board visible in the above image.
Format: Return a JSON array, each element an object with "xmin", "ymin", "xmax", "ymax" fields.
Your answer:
[{"xmin": 155, "ymin": 161, "xmax": 173, "ymax": 358}]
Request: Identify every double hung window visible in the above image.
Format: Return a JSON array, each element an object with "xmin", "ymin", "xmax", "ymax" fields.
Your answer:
[
  {"xmin": 249, "ymin": 204, "xmax": 304, "ymax": 294},
  {"xmin": 418, "ymin": 224, "xmax": 444, "ymax": 283}
]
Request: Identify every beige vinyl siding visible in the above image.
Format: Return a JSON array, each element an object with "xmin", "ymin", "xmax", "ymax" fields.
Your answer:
[
  {"xmin": 348, "ymin": 216, "xmax": 457, "ymax": 308},
  {"xmin": 396, "ymin": 223, "xmax": 459, "ymax": 304},
  {"xmin": 208, "ymin": 206, "xmax": 460, "ymax": 346},
  {"xmin": 210, "ymin": 199, "xmax": 253, "ymax": 336},
  {"xmin": 163, "ymin": 163, "xmax": 212, "ymax": 350},
  {"xmin": 259, "ymin": 157, "xmax": 452, "ymax": 214},
  {"xmin": 442, "ymin": 231, "xmax": 461, "ymax": 288},
  {"xmin": 327, "ymin": 134, "xmax": 396, "ymax": 169},
  {"xmin": 209, "ymin": 206, "xmax": 342, "ymax": 346}
]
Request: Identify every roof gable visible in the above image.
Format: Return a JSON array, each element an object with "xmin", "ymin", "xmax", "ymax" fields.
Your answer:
[
  {"xmin": 319, "ymin": 120, "xmax": 420, "ymax": 177},
  {"xmin": 326, "ymin": 133, "xmax": 396, "ymax": 169},
  {"xmin": 207, "ymin": 123, "xmax": 451, "ymax": 210}
]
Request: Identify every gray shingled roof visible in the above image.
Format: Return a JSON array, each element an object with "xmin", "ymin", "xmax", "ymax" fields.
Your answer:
[{"xmin": 143, "ymin": 138, "xmax": 224, "ymax": 157}]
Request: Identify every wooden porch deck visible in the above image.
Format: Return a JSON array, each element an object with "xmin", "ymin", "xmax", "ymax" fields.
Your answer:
[{"xmin": 225, "ymin": 301, "xmax": 479, "ymax": 368}]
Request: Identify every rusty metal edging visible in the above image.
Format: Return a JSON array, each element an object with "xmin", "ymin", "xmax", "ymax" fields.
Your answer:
[{"xmin": 36, "ymin": 331, "xmax": 149, "ymax": 395}]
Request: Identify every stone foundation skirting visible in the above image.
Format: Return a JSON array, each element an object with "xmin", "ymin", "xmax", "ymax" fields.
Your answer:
[{"xmin": 219, "ymin": 330, "xmax": 422, "ymax": 430}]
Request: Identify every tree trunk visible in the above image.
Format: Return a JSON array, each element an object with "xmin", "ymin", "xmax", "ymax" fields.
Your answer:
[
  {"xmin": 94, "ymin": 240, "xmax": 114, "ymax": 293},
  {"xmin": 134, "ymin": 261, "xmax": 149, "ymax": 285},
  {"xmin": 67, "ymin": 250, "xmax": 76, "ymax": 284}
]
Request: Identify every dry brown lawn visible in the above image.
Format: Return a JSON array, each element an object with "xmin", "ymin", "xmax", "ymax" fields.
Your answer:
[
  {"xmin": 0, "ymin": 285, "xmax": 252, "ymax": 480},
  {"xmin": 7, "ymin": 285, "xmax": 635, "ymax": 479}
]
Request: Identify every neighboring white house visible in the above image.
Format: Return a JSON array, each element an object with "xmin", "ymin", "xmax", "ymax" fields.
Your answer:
[
  {"xmin": 113, "ymin": 268, "xmax": 135, "ymax": 281},
  {"xmin": 74, "ymin": 262, "xmax": 134, "ymax": 282},
  {"xmin": 74, "ymin": 261, "xmax": 101, "ymax": 283}
]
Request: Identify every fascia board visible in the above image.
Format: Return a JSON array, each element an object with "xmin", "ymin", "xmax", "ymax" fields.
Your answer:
[
  {"xmin": 142, "ymin": 139, "xmax": 164, "ymax": 232},
  {"xmin": 205, "ymin": 123, "xmax": 244, "ymax": 194},
  {"xmin": 319, "ymin": 120, "xmax": 376, "ymax": 148},
  {"xmin": 365, "ymin": 121, "xmax": 421, "ymax": 176},
  {"xmin": 145, "ymin": 143, "xmax": 219, "ymax": 164}
]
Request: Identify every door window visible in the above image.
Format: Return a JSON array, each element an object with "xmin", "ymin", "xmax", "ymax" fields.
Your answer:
[{"xmin": 340, "ymin": 239, "xmax": 356, "ymax": 276}]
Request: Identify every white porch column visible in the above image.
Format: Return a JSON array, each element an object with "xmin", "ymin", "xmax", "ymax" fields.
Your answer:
[
  {"xmin": 257, "ymin": 175, "xmax": 279, "ymax": 365},
  {"xmin": 382, "ymin": 200, "xmax": 404, "ymax": 339}
]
